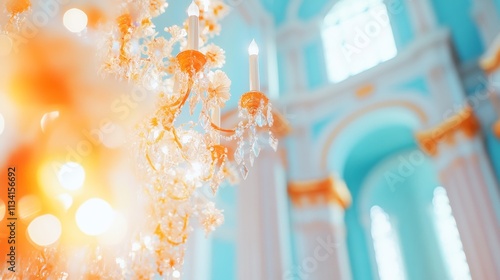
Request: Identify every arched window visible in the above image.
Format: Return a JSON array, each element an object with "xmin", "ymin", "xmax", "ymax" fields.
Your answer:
[
  {"xmin": 322, "ymin": 0, "xmax": 397, "ymax": 83},
  {"xmin": 370, "ymin": 205, "xmax": 406, "ymax": 280},
  {"xmin": 432, "ymin": 187, "xmax": 471, "ymax": 280}
]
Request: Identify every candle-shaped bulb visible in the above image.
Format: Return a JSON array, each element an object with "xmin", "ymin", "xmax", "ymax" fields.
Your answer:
[
  {"xmin": 248, "ymin": 39, "xmax": 260, "ymax": 91},
  {"xmin": 188, "ymin": 1, "xmax": 200, "ymax": 17},
  {"xmin": 187, "ymin": 1, "xmax": 200, "ymax": 50},
  {"xmin": 248, "ymin": 39, "xmax": 259, "ymax": 56}
]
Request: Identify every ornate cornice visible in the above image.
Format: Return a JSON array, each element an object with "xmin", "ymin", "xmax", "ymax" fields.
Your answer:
[
  {"xmin": 288, "ymin": 176, "xmax": 352, "ymax": 209},
  {"xmin": 416, "ymin": 106, "xmax": 480, "ymax": 156}
]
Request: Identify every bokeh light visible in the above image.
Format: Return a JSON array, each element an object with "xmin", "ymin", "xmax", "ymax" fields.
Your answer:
[
  {"xmin": 40, "ymin": 111, "xmax": 60, "ymax": 133},
  {"xmin": 63, "ymin": 8, "xmax": 88, "ymax": 33},
  {"xmin": 0, "ymin": 34, "xmax": 12, "ymax": 56},
  {"xmin": 75, "ymin": 198, "xmax": 114, "ymax": 236},
  {"xmin": 173, "ymin": 270, "xmax": 181, "ymax": 278},
  {"xmin": 19, "ymin": 195, "xmax": 42, "ymax": 220},
  {"xmin": 27, "ymin": 214, "xmax": 62, "ymax": 247},
  {"xmin": 58, "ymin": 162, "xmax": 86, "ymax": 191}
]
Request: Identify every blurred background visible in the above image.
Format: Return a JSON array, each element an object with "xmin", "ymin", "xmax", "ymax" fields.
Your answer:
[{"xmin": 1, "ymin": 0, "xmax": 500, "ymax": 279}]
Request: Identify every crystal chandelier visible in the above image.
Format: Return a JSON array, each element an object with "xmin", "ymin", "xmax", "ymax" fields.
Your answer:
[
  {"xmin": 0, "ymin": 0, "xmax": 278, "ymax": 277},
  {"xmin": 99, "ymin": 0, "xmax": 277, "ymax": 277}
]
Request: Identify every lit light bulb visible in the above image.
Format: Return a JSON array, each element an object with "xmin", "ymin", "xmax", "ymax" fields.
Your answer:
[
  {"xmin": 63, "ymin": 8, "xmax": 88, "ymax": 33},
  {"xmin": 27, "ymin": 214, "xmax": 62, "ymax": 247},
  {"xmin": 76, "ymin": 198, "xmax": 114, "ymax": 236},
  {"xmin": 187, "ymin": 1, "xmax": 200, "ymax": 17},
  {"xmin": 58, "ymin": 162, "xmax": 85, "ymax": 191},
  {"xmin": 248, "ymin": 39, "xmax": 259, "ymax": 56}
]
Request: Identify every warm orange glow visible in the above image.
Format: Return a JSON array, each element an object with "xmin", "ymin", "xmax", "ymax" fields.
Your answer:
[
  {"xmin": 19, "ymin": 195, "xmax": 42, "ymax": 221},
  {"xmin": 0, "ymin": 200, "xmax": 5, "ymax": 222},
  {"xmin": 0, "ymin": 34, "xmax": 12, "ymax": 56},
  {"xmin": 6, "ymin": 0, "xmax": 31, "ymax": 15}
]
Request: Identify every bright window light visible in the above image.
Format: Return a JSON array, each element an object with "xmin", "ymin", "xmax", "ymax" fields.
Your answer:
[
  {"xmin": 370, "ymin": 205, "xmax": 406, "ymax": 280},
  {"xmin": 432, "ymin": 187, "xmax": 471, "ymax": 280},
  {"xmin": 322, "ymin": 0, "xmax": 397, "ymax": 83}
]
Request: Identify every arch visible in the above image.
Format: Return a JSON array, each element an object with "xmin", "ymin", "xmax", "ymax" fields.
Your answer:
[{"xmin": 319, "ymin": 97, "xmax": 431, "ymax": 173}]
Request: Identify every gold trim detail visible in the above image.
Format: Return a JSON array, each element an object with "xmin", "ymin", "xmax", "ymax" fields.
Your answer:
[
  {"xmin": 415, "ymin": 106, "xmax": 480, "ymax": 156},
  {"xmin": 288, "ymin": 176, "xmax": 352, "ymax": 209}
]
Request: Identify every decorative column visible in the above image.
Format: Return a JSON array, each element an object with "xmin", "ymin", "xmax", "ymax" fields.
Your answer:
[
  {"xmin": 416, "ymin": 107, "xmax": 500, "ymax": 280},
  {"xmin": 236, "ymin": 147, "xmax": 293, "ymax": 280},
  {"xmin": 235, "ymin": 111, "xmax": 292, "ymax": 280},
  {"xmin": 286, "ymin": 176, "xmax": 352, "ymax": 280}
]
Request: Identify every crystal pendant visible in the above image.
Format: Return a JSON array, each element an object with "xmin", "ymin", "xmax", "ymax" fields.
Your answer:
[
  {"xmin": 269, "ymin": 132, "xmax": 278, "ymax": 151},
  {"xmin": 255, "ymin": 110, "xmax": 266, "ymax": 127},
  {"xmin": 200, "ymin": 115, "xmax": 210, "ymax": 130},
  {"xmin": 252, "ymin": 140, "xmax": 261, "ymax": 157},
  {"xmin": 239, "ymin": 164, "xmax": 249, "ymax": 179},
  {"xmin": 267, "ymin": 106, "xmax": 274, "ymax": 127},
  {"xmin": 234, "ymin": 143, "xmax": 244, "ymax": 165},
  {"xmin": 235, "ymin": 126, "xmax": 244, "ymax": 137},
  {"xmin": 249, "ymin": 152, "xmax": 255, "ymax": 167}
]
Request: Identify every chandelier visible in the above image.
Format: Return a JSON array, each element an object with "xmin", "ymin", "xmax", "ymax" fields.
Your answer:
[
  {"xmin": 0, "ymin": 0, "xmax": 278, "ymax": 278},
  {"xmin": 100, "ymin": 0, "xmax": 277, "ymax": 278}
]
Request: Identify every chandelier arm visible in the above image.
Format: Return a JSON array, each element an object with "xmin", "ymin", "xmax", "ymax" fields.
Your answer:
[
  {"xmin": 146, "ymin": 153, "xmax": 158, "ymax": 171},
  {"xmin": 210, "ymin": 122, "xmax": 236, "ymax": 134}
]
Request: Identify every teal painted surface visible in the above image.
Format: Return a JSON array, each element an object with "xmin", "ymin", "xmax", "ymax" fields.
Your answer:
[
  {"xmin": 312, "ymin": 111, "xmax": 341, "ymax": 140},
  {"xmin": 298, "ymin": 0, "xmax": 331, "ymax": 21},
  {"xmin": 304, "ymin": 38, "xmax": 328, "ymax": 90},
  {"xmin": 486, "ymin": 130, "xmax": 500, "ymax": 182},
  {"xmin": 484, "ymin": 130, "xmax": 500, "ymax": 222},
  {"xmin": 431, "ymin": 0, "xmax": 484, "ymax": 62},
  {"xmin": 364, "ymin": 151, "xmax": 449, "ymax": 280},
  {"xmin": 495, "ymin": 0, "xmax": 500, "ymax": 15},
  {"xmin": 260, "ymin": 0, "xmax": 289, "ymax": 25},
  {"xmin": 341, "ymin": 126, "xmax": 416, "ymax": 280},
  {"xmin": 394, "ymin": 76, "xmax": 429, "ymax": 96},
  {"xmin": 277, "ymin": 52, "xmax": 288, "ymax": 95},
  {"xmin": 211, "ymin": 185, "xmax": 237, "ymax": 280},
  {"xmin": 386, "ymin": 0, "xmax": 415, "ymax": 49},
  {"xmin": 210, "ymin": 238, "xmax": 236, "ymax": 280}
]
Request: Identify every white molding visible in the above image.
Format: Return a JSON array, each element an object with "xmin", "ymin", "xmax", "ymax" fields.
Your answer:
[{"xmin": 279, "ymin": 29, "xmax": 452, "ymax": 125}]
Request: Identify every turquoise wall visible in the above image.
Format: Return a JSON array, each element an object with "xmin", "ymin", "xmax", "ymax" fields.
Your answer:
[
  {"xmin": 363, "ymin": 151, "xmax": 449, "ymax": 280},
  {"xmin": 341, "ymin": 126, "xmax": 415, "ymax": 280},
  {"xmin": 430, "ymin": 0, "xmax": 484, "ymax": 62}
]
